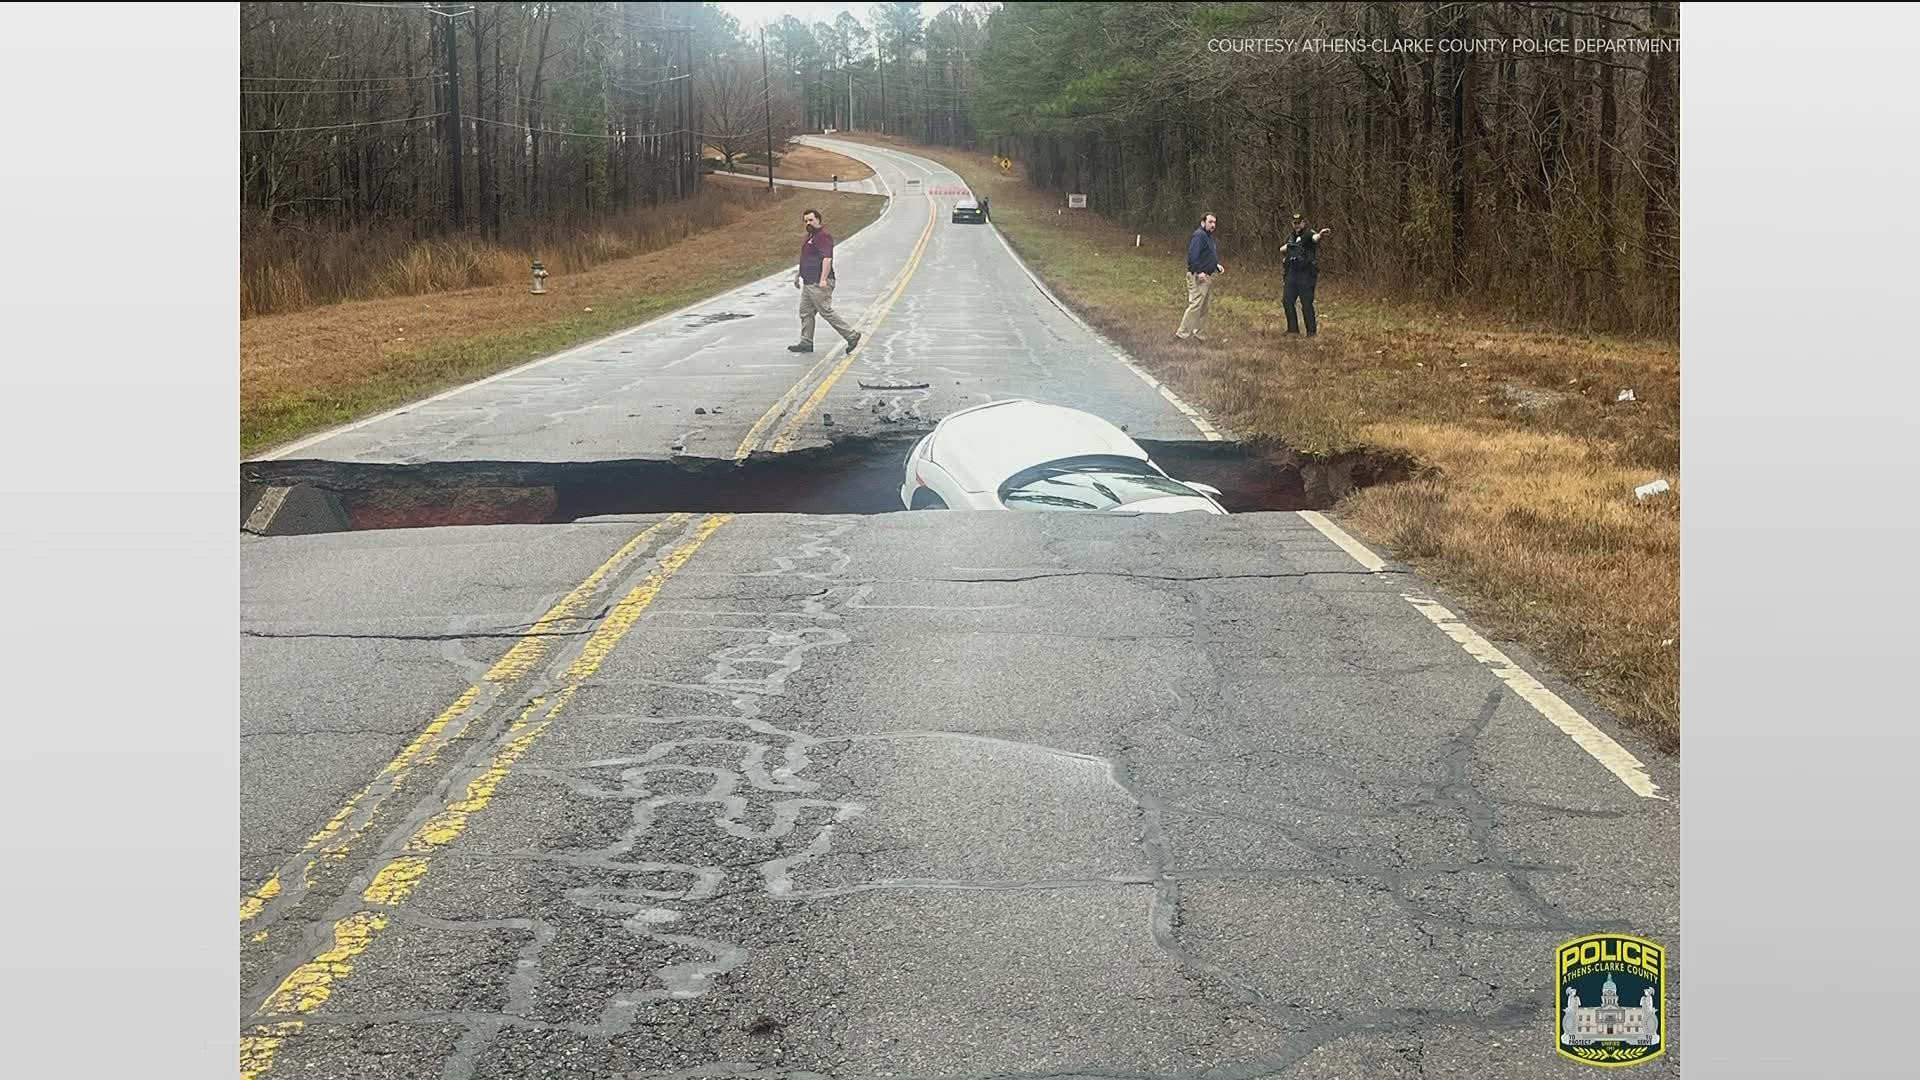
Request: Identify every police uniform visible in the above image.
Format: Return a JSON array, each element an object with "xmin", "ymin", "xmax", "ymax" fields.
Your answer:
[{"xmin": 1283, "ymin": 218, "xmax": 1320, "ymax": 336}]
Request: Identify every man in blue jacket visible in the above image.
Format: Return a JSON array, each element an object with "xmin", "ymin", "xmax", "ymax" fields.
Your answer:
[{"xmin": 1176, "ymin": 212, "xmax": 1224, "ymax": 341}]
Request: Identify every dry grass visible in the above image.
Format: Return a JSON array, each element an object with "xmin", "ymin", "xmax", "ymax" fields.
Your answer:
[
  {"xmin": 242, "ymin": 185, "xmax": 792, "ymax": 319},
  {"xmin": 242, "ymin": 188, "xmax": 886, "ymax": 457},
  {"xmin": 842, "ymin": 133, "xmax": 1681, "ymax": 752},
  {"xmin": 702, "ymin": 143, "xmax": 875, "ymax": 182}
]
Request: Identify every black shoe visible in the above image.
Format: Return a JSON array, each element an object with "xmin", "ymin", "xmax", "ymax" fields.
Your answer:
[
  {"xmin": 1284, "ymin": 330, "xmax": 1300, "ymax": 335},
  {"xmin": 846, "ymin": 332, "xmax": 862, "ymax": 353},
  {"xmin": 787, "ymin": 343, "xmax": 814, "ymax": 353}
]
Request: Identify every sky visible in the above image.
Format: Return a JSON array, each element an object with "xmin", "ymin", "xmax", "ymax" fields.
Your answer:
[{"xmin": 715, "ymin": 2, "xmax": 965, "ymax": 35}]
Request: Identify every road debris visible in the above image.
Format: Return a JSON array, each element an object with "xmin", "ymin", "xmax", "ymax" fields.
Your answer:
[
  {"xmin": 695, "ymin": 407, "xmax": 707, "ymax": 415},
  {"xmin": 857, "ymin": 381, "xmax": 931, "ymax": 390}
]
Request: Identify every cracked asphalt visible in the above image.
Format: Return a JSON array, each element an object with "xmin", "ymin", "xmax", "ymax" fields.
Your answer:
[{"xmin": 240, "ymin": 140, "xmax": 1680, "ymax": 1078}]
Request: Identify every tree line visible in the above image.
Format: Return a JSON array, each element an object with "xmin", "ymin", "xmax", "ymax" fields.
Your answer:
[
  {"xmin": 243, "ymin": 2, "xmax": 1677, "ymax": 333},
  {"xmin": 967, "ymin": 2, "xmax": 1679, "ymax": 331},
  {"xmin": 240, "ymin": 2, "xmax": 990, "ymax": 240},
  {"xmin": 739, "ymin": 0, "xmax": 1681, "ymax": 333},
  {"xmin": 242, "ymin": 1, "xmax": 738, "ymax": 241}
]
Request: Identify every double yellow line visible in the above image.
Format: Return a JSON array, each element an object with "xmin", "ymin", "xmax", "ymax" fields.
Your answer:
[
  {"xmin": 733, "ymin": 191, "xmax": 939, "ymax": 460},
  {"xmin": 239, "ymin": 515, "xmax": 695, "ymax": 927},
  {"xmin": 242, "ymin": 183, "xmax": 943, "ymax": 1077},
  {"xmin": 241, "ymin": 513, "xmax": 729, "ymax": 1078}
]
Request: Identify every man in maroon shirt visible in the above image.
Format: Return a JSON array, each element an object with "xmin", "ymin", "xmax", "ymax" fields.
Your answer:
[{"xmin": 790, "ymin": 208, "xmax": 862, "ymax": 354}]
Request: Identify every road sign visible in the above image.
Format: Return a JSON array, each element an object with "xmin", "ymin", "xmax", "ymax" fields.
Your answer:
[
  {"xmin": 1067, "ymin": 193, "xmax": 1087, "ymax": 208},
  {"xmin": 905, "ymin": 178, "xmax": 923, "ymax": 192}
]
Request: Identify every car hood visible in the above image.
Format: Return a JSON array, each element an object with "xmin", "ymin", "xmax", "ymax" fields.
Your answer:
[
  {"xmin": 928, "ymin": 400, "xmax": 1151, "ymax": 492},
  {"xmin": 1107, "ymin": 495, "xmax": 1229, "ymax": 516}
]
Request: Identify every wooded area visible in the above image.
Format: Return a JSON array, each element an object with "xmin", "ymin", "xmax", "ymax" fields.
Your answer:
[
  {"xmin": 241, "ymin": 2, "xmax": 719, "ymax": 238},
  {"xmin": 243, "ymin": 2, "xmax": 1677, "ymax": 333},
  {"xmin": 968, "ymin": 2, "xmax": 1680, "ymax": 332}
]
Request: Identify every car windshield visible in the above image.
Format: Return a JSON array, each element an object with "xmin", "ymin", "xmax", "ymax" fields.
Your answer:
[{"xmin": 999, "ymin": 461, "xmax": 1206, "ymax": 511}]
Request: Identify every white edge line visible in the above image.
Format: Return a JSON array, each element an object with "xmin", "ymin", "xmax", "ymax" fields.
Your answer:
[
  {"xmin": 1299, "ymin": 508, "xmax": 1664, "ymax": 801},
  {"xmin": 253, "ymin": 269, "xmax": 788, "ymax": 461},
  {"xmin": 985, "ymin": 222, "xmax": 1225, "ymax": 443},
  {"xmin": 253, "ymin": 172, "xmax": 899, "ymax": 463},
  {"xmin": 1401, "ymin": 593, "xmax": 1665, "ymax": 801},
  {"xmin": 1299, "ymin": 510, "xmax": 1387, "ymax": 573}
]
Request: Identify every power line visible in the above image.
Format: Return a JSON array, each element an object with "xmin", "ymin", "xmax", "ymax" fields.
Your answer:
[
  {"xmin": 241, "ymin": 86, "xmax": 435, "ymax": 95},
  {"xmin": 310, "ymin": 2, "xmax": 474, "ymax": 14},
  {"xmin": 471, "ymin": 115, "xmax": 690, "ymax": 141},
  {"xmin": 241, "ymin": 73, "xmax": 445, "ymax": 83},
  {"xmin": 612, "ymin": 72, "xmax": 695, "ymax": 92},
  {"xmin": 514, "ymin": 90, "xmax": 704, "ymax": 128},
  {"xmin": 242, "ymin": 112, "xmax": 446, "ymax": 135}
]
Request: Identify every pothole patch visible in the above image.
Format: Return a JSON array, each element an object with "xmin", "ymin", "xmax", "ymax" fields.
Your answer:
[{"xmin": 687, "ymin": 311, "xmax": 755, "ymax": 327}]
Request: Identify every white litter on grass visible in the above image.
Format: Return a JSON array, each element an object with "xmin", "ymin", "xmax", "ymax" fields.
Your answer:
[
  {"xmin": 1618, "ymin": 389, "xmax": 1637, "ymax": 402},
  {"xmin": 1634, "ymin": 479, "xmax": 1671, "ymax": 500}
]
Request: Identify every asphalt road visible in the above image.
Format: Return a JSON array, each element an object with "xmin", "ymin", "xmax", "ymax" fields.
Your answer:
[
  {"xmin": 240, "ymin": 140, "xmax": 1681, "ymax": 1078},
  {"xmin": 255, "ymin": 136, "xmax": 1200, "ymax": 467}
]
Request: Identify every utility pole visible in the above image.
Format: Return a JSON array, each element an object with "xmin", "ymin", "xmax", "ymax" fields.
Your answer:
[
  {"xmin": 879, "ymin": 53, "xmax": 885, "ymax": 134},
  {"xmin": 761, "ymin": 27, "xmax": 774, "ymax": 191},
  {"xmin": 685, "ymin": 19, "xmax": 698, "ymax": 193},
  {"xmin": 440, "ymin": 2, "xmax": 465, "ymax": 229},
  {"xmin": 924, "ymin": 47, "xmax": 932, "ymax": 144},
  {"xmin": 672, "ymin": 22, "xmax": 685, "ymax": 200},
  {"xmin": 848, "ymin": 69, "xmax": 853, "ymax": 130}
]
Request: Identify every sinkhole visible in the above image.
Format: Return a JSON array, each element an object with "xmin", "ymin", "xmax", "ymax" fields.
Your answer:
[{"xmin": 241, "ymin": 434, "xmax": 1415, "ymax": 536}]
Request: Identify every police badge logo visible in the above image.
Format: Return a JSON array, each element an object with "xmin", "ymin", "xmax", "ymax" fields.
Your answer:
[{"xmin": 1556, "ymin": 933, "xmax": 1667, "ymax": 1068}]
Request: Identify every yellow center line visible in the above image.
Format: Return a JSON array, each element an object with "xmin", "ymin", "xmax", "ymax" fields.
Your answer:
[
  {"xmin": 735, "ymin": 191, "xmax": 940, "ymax": 460},
  {"xmin": 731, "ymin": 347, "xmax": 841, "ymax": 461},
  {"xmin": 241, "ymin": 514, "xmax": 730, "ymax": 1079},
  {"xmin": 771, "ymin": 192, "xmax": 937, "ymax": 452},
  {"xmin": 239, "ymin": 513, "xmax": 693, "ymax": 925}
]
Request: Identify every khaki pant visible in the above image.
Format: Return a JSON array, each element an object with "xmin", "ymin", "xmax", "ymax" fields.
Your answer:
[
  {"xmin": 1176, "ymin": 272, "xmax": 1212, "ymax": 338},
  {"xmin": 799, "ymin": 279, "xmax": 857, "ymax": 346}
]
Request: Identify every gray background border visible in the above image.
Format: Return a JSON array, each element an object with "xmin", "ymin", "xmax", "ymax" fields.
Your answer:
[{"xmin": 2, "ymin": 3, "xmax": 1917, "ymax": 1076}]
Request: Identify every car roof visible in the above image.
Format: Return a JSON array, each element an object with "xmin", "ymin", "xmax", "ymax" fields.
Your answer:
[
  {"xmin": 955, "ymin": 198, "xmax": 978, "ymax": 207},
  {"xmin": 926, "ymin": 399, "xmax": 1152, "ymax": 492}
]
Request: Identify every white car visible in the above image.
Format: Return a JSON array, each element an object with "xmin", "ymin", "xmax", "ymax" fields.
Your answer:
[{"xmin": 899, "ymin": 399, "xmax": 1229, "ymax": 515}]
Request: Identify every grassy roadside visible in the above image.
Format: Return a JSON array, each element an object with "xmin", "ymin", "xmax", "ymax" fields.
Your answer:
[
  {"xmin": 842, "ymin": 133, "xmax": 1681, "ymax": 753},
  {"xmin": 241, "ymin": 188, "xmax": 886, "ymax": 457}
]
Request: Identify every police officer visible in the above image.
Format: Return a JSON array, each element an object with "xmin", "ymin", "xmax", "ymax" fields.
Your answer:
[{"xmin": 1280, "ymin": 212, "xmax": 1333, "ymax": 337}]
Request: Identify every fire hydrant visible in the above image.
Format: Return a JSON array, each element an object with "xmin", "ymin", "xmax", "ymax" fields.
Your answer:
[{"xmin": 530, "ymin": 260, "xmax": 549, "ymax": 295}]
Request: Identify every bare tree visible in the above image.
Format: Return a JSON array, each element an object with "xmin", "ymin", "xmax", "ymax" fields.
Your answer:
[{"xmin": 700, "ymin": 58, "xmax": 765, "ymax": 170}]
